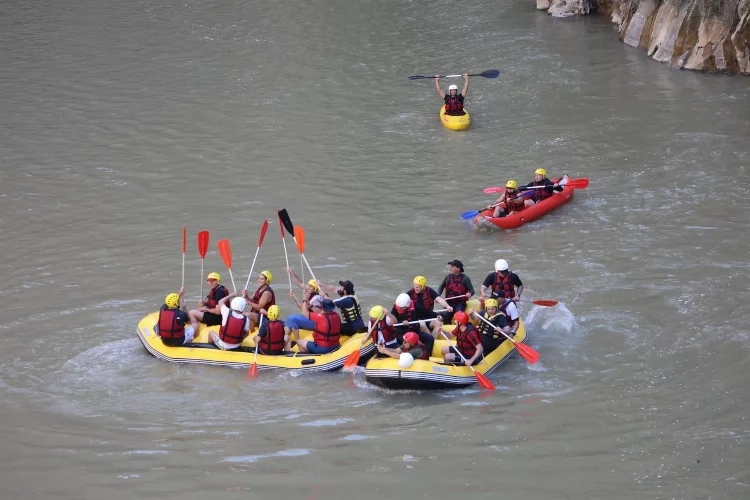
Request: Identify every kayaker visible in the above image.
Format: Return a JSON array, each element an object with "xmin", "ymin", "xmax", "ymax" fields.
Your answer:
[
  {"xmin": 376, "ymin": 331, "xmax": 429, "ymax": 361},
  {"xmin": 521, "ymin": 169, "xmax": 565, "ymax": 208},
  {"xmin": 441, "ymin": 311, "xmax": 483, "ymax": 366},
  {"xmin": 242, "ymin": 270, "xmax": 275, "ymax": 326},
  {"xmin": 479, "ymin": 259, "xmax": 524, "ymax": 304},
  {"xmin": 436, "ymin": 259, "xmax": 475, "ymax": 322},
  {"xmin": 157, "ymin": 287, "xmax": 195, "ymax": 347},
  {"xmin": 468, "ymin": 298, "xmax": 514, "ymax": 354},
  {"xmin": 363, "ymin": 305, "xmax": 400, "ymax": 353},
  {"xmin": 294, "ymin": 298, "xmax": 342, "ymax": 354},
  {"xmin": 390, "ymin": 293, "xmax": 436, "ymax": 355},
  {"xmin": 209, "ymin": 293, "xmax": 251, "ymax": 351},
  {"xmin": 435, "ymin": 73, "xmax": 469, "ymax": 116},
  {"xmin": 491, "ymin": 180, "xmax": 526, "ymax": 218},
  {"xmin": 253, "ymin": 305, "xmax": 289, "ymax": 355},
  {"xmin": 188, "ymin": 272, "xmax": 228, "ymax": 330}
]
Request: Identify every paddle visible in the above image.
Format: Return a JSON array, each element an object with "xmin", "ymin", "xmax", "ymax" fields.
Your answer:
[
  {"xmin": 483, "ymin": 177, "xmax": 589, "ymax": 194},
  {"xmin": 247, "ymin": 315, "xmax": 261, "ymax": 378},
  {"xmin": 438, "ymin": 330, "xmax": 495, "ymax": 391},
  {"xmin": 278, "ymin": 210, "xmax": 321, "ymax": 285},
  {"xmin": 295, "ymin": 225, "xmax": 306, "ymax": 286},
  {"xmin": 217, "ymin": 239, "xmax": 237, "ymax": 291},
  {"xmin": 181, "ymin": 225, "xmax": 186, "ymax": 288},
  {"xmin": 474, "ymin": 313, "xmax": 539, "ymax": 364},
  {"xmin": 460, "ymin": 191, "xmax": 535, "ymax": 220},
  {"xmin": 344, "ymin": 321, "xmax": 373, "ymax": 371},
  {"xmin": 197, "ymin": 230, "xmax": 209, "ymax": 300},
  {"xmin": 243, "ymin": 220, "xmax": 270, "ymax": 290},
  {"xmin": 519, "ymin": 299, "xmax": 558, "ymax": 307},
  {"xmin": 409, "ymin": 69, "xmax": 500, "ymax": 80},
  {"xmin": 277, "ymin": 212, "xmax": 293, "ymax": 291}
]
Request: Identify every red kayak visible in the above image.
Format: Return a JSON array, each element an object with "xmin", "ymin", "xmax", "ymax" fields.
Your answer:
[{"xmin": 474, "ymin": 180, "xmax": 575, "ymax": 230}]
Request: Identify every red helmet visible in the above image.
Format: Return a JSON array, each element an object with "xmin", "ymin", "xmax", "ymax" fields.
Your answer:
[
  {"xmin": 453, "ymin": 311, "xmax": 469, "ymax": 325},
  {"xmin": 403, "ymin": 332, "xmax": 419, "ymax": 344}
]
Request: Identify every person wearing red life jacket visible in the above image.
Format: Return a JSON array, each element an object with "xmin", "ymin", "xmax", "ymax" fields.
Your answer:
[
  {"xmin": 436, "ymin": 259, "xmax": 475, "ymax": 322},
  {"xmin": 208, "ymin": 293, "xmax": 251, "ymax": 351},
  {"xmin": 242, "ymin": 270, "xmax": 276, "ymax": 326},
  {"xmin": 188, "ymin": 272, "xmax": 229, "ymax": 331},
  {"xmin": 376, "ymin": 331, "xmax": 430, "ymax": 362},
  {"xmin": 293, "ymin": 298, "xmax": 342, "ymax": 354},
  {"xmin": 491, "ymin": 180, "xmax": 527, "ymax": 218},
  {"xmin": 521, "ymin": 168, "xmax": 565, "ymax": 208},
  {"xmin": 479, "ymin": 259, "xmax": 524, "ymax": 304},
  {"xmin": 252, "ymin": 305, "xmax": 288, "ymax": 355},
  {"xmin": 157, "ymin": 287, "xmax": 195, "ymax": 347},
  {"xmin": 390, "ymin": 293, "xmax": 436, "ymax": 355},
  {"xmin": 361, "ymin": 305, "xmax": 400, "ymax": 353},
  {"xmin": 435, "ymin": 74, "xmax": 469, "ymax": 116},
  {"xmin": 440, "ymin": 311, "xmax": 483, "ymax": 367}
]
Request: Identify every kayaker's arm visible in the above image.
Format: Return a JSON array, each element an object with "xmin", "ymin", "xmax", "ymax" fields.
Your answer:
[
  {"xmin": 461, "ymin": 73, "xmax": 469, "ymax": 98},
  {"xmin": 435, "ymin": 75, "xmax": 445, "ymax": 98}
]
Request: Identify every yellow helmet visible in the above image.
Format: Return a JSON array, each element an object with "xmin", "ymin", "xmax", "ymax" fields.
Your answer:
[
  {"xmin": 535, "ymin": 168, "xmax": 547, "ymax": 177},
  {"xmin": 413, "ymin": 276, "xmax": 428, "ymax": 288},
  {"xmin": 207, "ymin": 272, "xmax": 221, "ymax": 282},
  {"xmin": 484, "ymin": 298, "xmax": 498, "ymax": 309},
  {"xmin": 307, "ymin": 279, "xmax": 319, "ymax": 292},
  {"xmin": 267, "ymin": 305, "xmax": 281, "ymax": 321},
  {"xmin": 506, "ymin": 180, "xmax": 518, "ymax": 189},
  {"xmin": 369, "ymin": 305, "xmax": 385, "ymax": 321},
  {"xmin": 165, "ymin": 293, "xmax": 180, "ymax": 309},
  {"xmin": 260, "ymin": 270, "xmax": 273, "ymax": 284}
]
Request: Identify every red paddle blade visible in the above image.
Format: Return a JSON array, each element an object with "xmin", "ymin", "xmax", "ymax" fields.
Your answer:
[
  {"xmin": 567, "ymin": 178, "xmax": 589, "ymax": 189},
  {"xmin": 182, "ymin": 225, "xmax": 187, "ymax": 254},
  {"xmin": 343, "ymin": 350, "xmax": 360, "ymax": 371},
  {"xmin": 217, "ymin": 239, "xmax": 233, "ymax": 269},
  {"xmin": 515, "ymin": 342, "xmax": 540, "ymax": 364},
  {"xmin": 294, "ymin": 226, "xmax": 305, "ymax": 254},
  {"xmin": 532, "ymin": 299, "xmax": 558, "ymax": 307},
  {"xmin": 258, "ymin": 220, "xmax": 269, "ymax": 247},
  {"xmin": 197, "ymin": 230, "xmax": 209, "ymax": 258},
  {"xmin": 483, "ymin": 186, "xmax": 505, "ymax": 194},
  {"xmin": 247, "ymin": 362, "xmax": 258, "ymax": 378},
  {"xmin": 474, "ymin": 371, "xmax": 496, "ymax": 391}
]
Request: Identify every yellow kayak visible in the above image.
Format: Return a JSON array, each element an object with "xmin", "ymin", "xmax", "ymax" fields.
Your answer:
[
  {"xmin": 440, "ymin": 105, "xmax": 471, "ymax": 131},
  {"xmin": 136, "ymin": 312, "xmax": 374, "ymax": 372}
]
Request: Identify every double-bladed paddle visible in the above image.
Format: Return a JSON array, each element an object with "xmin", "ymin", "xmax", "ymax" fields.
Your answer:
[
  {"xmin": 409, "ymin": 69, "xmax": 500, "ymax": 80},
  {"xmin": 460, "ymin": 191, "xmax": 535, "ymax": 220},
  {"xmin": 483, "ymin": 177, "xmax": 589, "ymax": 194}
]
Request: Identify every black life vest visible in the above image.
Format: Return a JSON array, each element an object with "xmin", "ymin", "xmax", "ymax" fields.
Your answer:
[
  {"xmin": 219, "ymin": 313, "xmax": 248, "ymax": 345},
  {"xmin": 531, "ymin": 177, "xmax": 554, "ymax": 203},
  {"xmin": 369, "ymin": 319, "xmax": 398, "ymax": 345},
  {"xmin": 478, "ymin": 312, "xmax": 506, "ymax": 340},
  {"xmin": 445, "ymin": 94, "xmax": 464, "ymax": 114},
  {"xmin": 158, "ymin": 308, "xmax": 185, "ymax": 339},
  {"xmin": 456, "ymin": 324, "xmax": 481, "ymax": 358},
  {"xmin": 339, "ymin": 295, "xmax": 362, "ymax": 324},
  {"xmin": 491, "ymin": 272, "xmax": 516, "ymax": 299},
  {"xmin": 260, "ymin": 320, "xmax": 286, "ymax": 354},
  {"xmin": 312, "ymin": 312, "xmax": 341, "ymax": 347},
  {"xmin": 205, "ymin": 285, "xmax": 228, "ymax": 308},
  {"xmin": 409, "ymin": 288, "xmax": 434, "ymax": 314},
  {"xmin": 251, "ymin": 285, "xmax": 275, "ymax": 308},
  {"xmin": 445, "ymin": 274, "xmax": 469, "ymax": 303}
]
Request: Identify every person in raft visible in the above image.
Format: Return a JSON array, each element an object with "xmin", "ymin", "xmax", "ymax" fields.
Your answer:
[
  {"xmin": 480, "ymin": 259, "xmax": 524, "ymax": 303},
  {"xmin": 287, "ymin": 267, "xmax": 322, "ymax": 307},
  {"xmin": 209, "ymin": 293, "xmax": 251, "ymax": 351},
  {"xmin": 491, "ymin": 180, "xmax": 527, "ymax": 218},
  {"xmin": 157, "ymin": 287, "xmax": 195, "ymax": 347},
  {"xmin": 242, "ymin": 270, "xmax": 276, "ymax": 325},
  {"xmin": 436, "ymin": 259, "xmax": 475, "ymax": 322},
  {"xmin": 287, "ymin": 296, "xmax": 342, "ymax": 354},
  {"xmin": 468, "ymin": 298, "xmax": 514, "ymax": 354},
  {"xmin": 390, "ymin": 293, "xmax": 437, "ymax": 356},
  {"xmin": 253, "ymin": 305, "xmax": 288, "ymax": 355},
  {"xmin": 441, "ymin": 311, "xmax": 483, "ymax": 366},
  {"xmin": 435, "ymin": 73, "xmax": 469, "ymax": 116},
  {"xmin": 361, "ymin": 305, "xmax": 400, "ymax": 354},
  {"xmin": 376, "ymin": 331, "xmax": 430, "ymax": 362},
  {"xmin": 188, "ymin": 272, "xmax": 228, "ymax": 330},
  {"xmin": 520, "ymin": 168, "xmax": 565, "ymax": 208}
]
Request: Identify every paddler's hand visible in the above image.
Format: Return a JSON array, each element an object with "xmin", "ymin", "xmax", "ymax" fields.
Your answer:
[{"xmin": 462, "ymin": 73, "xmax": 468, "ymax": 78}]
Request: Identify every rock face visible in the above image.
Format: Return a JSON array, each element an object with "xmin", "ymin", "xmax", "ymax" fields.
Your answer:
[{"xmin": 538, "ymin": 0, "xmax": 750, "ymax": 74}]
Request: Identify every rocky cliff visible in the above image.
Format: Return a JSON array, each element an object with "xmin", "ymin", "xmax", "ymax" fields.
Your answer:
[{"xmin": 536, "ymin": 0, "xmax": 750, "ymax": 74}]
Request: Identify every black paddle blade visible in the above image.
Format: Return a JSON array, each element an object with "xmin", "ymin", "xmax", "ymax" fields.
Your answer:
[
  {"xmin": 478, "ymin": 69, "xmax": 500, "ymax": 78},
  {"xmin": 277, "ymin": 209, "xmax": 295, "ymax": 235},
  {"xmin": 408, "ymin": 75, "xmax": 434, "ymax": 80}
]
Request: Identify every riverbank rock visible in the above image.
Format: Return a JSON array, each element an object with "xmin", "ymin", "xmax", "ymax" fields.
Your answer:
[{"xmin": 537, "ymin": 0, "xmax": 750, "ymax": 74}]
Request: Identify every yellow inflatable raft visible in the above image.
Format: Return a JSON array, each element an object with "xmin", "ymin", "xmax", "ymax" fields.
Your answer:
[
  {"xmin": 440, "ymin": 105, "xmax": 471, "ymax": 131},
  {"xmin": 136, "ymin": 312, "xmax": 375, "ymax": 372}
]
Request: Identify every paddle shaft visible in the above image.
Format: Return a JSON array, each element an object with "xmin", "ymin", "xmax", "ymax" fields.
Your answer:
[
  {"xmin": 475, "ymin": 311, "xmax": 517, "ymax": 344},
  {"xmin": 438, "ymin": 330, "xmax": 478, "ymax": 372}
]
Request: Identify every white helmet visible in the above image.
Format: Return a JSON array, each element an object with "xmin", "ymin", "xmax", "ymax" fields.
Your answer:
[
  {"xmin": 495, "ymin": 259, "xmax": 509, "ymax": 271},
  {"xmin": 398, "ymin": 352, "xmax": 415, "ymax": 369},
  {"xmin": 230, "ymin": 297, "xmax": 247, "ymax": 312},
  {"xmin": 395, "ymin": 293, "xmax": 411, "ymax": 308},
  {"xmin": 448, "ymin": 84, "xmax": 458, "ymax": 91}
]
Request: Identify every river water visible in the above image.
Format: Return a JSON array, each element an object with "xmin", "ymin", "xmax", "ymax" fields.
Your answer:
[{"xmin": 2, "ymin": 0, "xmax": 748, "ymax": 498}]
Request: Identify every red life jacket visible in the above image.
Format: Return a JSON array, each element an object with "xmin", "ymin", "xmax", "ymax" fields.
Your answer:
[
  {"xmin": 409, "ymin": 341, "xmax": 430, "ymax": 360},
  {"xmin": 393, "ymin": 300, "xmax": 417, "ymax": 322},
  {"xmin": 219, "ymin": 313, "xmax": 248, "ymax": 345},
  {"xmin": 409, "ymin": 288, "xmax": 434, "ymax": 313},
  {"xmin": 369, "ymin": 319, "xmax": 398, "ymax": 345},
  {"xmin": 445, "ymin": 94, "xmax": 464, "ymax": 114},
  {"xmin": 260, "ymin": 320, "xmax": 285, "ymax": 354},
  {"xmin": 503, "ymin": 191, "xmax": 525, "ymax": 211},
  {"xmin": 456, "ymin": 324, "xmax": 481, "ymax": 358},
  {"xmin": 492, "ymin": 272, "xmax": 516, "ymax": 299},
  {"xmin": 251, "ymin": 285, "xmax": 275, "ymax": 308},
  {"xmin": 205, "ymin": 285, "xmax": 228, "ymax": 308},
  {"xmin": 445, "ymin": 274, "xmax": 469, "ymax": 303},
  {"xmin": 158, "ymin": 308, "xmax": 185, "ymax": 339},
  {"xmin": 312, "ymin": 312, "xmax": 341, "ymax": 348},
  {"xmin": 531, "ymin": 178, "xmax": 554, "ymax": 203}
]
